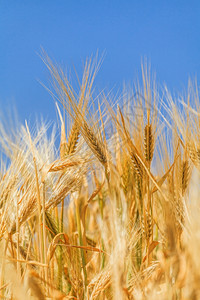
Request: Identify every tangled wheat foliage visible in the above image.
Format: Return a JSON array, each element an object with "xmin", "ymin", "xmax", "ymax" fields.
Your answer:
[{"xmin": 0, "ymin": 55, "xmax": 200, "ymax": 299}]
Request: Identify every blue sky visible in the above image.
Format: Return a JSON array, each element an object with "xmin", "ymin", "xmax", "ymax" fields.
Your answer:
[{"xmin": 0, "ymin": 1, "xmax": 200, "ymax": 123}]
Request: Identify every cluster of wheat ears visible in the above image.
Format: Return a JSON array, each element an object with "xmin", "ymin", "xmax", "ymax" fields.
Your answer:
[{"xmin": 0, "ymin": 55, "xmax": 200, "ymax": 300}]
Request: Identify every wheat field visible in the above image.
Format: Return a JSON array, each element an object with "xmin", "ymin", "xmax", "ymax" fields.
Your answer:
[{"xmin": 0, "ymin": 55, "xmax": 200, "ymax": 299}]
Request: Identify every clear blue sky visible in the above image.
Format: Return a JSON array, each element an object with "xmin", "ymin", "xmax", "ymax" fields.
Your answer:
[{"xmin": 0, "ymin": 1, "xmax": 200, "ymax": 123}]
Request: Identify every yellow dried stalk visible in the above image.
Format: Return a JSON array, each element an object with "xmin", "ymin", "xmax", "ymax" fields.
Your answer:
[{"xmin": 25, "ymin": 121, "xmax": 43, "ymax": 267}]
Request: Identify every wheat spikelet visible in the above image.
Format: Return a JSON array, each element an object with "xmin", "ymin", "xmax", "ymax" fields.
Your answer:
[
  {"xmin": 45, "ymin": 210, "xmax": 59, "ymax": 238},
  {"xmin": 19, "ymin": 196, "xmax": 37, "ymax": 228},
  {"xmin": 46, "ymin": 175, "xmax": 82, "ymax": 209},
  {"xmin": 173, "ymin": 195, "xmax": 185, "ymax": 237},
  {"xmin": 66, "ymin": 123, "xmax": 80, "ymax": 156},
  {"xmin": 60, "ymin": 121, "xmax": 67, "ymax": 160},
  {"xmin": 48, "ymin": 159, "xmax": 80, "ymax": 172},
  {"xmin": 89, "ymin": 268, "xmax": 111, "ymax": 299},
  {"xmin": 134, "ymin": 173, "xmax": 143, "ymax": 211},
  {"xmin": 27, "ymin": 271, "xmax": 45, "ymax": 300},
  {"xmin": 188, "ymin": 143, "xmax": 200, "ymax": 168},
  {"xmin": 180, "ymin": 159, "xmax": 190, "ymax": 195},
  {"xmin": 141, "ymin": 211, "xmax": 152, "ymax": 242},
  {"xmin": 130, "ymin": 151, "xmax": 143, "ymax": 179},
  {"xmin": 83, "ymin": 121, "xmax": 107, "ymax": 166},
  {"xmin": 144, "ymin": 124, "xmax": 154, "ymax": 162},
  {"xmin": 121, "ymin": 154, "xmax": 131, "ymax": 195}
]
